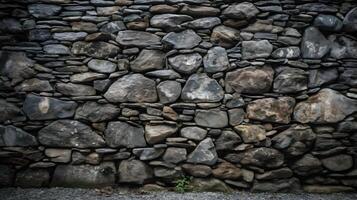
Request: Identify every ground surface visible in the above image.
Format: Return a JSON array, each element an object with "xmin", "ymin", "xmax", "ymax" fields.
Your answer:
[{"xmin": 1, "ymin": 188, "xmax": 357, "ymax": 200}]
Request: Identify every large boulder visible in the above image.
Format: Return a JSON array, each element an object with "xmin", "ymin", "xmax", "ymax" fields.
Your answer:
[
  {"xmin": 118, "ymin": 159, "xmax": 153, "ymax": 185},
  {"xmin": 181, "ymin": 73, "xmax": 224, "ymax": 103},
  {"xmin": 105, "ymin": 121, "xmax": 147, "ymax": 148},
  {"xmin": 294, "ymin": 89, "xmax": 357, "ymax": 123},
  {"xmin": 343, "ymin": 7, "xmax": 357, "ymax": 32},
  {"xmin": 203, "ymin": 47, "xmax": 229, "ymax": 73},
  {"xmin": 225, "ymin": 66, "xmax": 274, "ymax": 94},
  {"xmin": 162, "ymin": 29, "xmax": 201, "ymax": 49},
  {"xmin": 273, "ymin": 67, "xmax": 308, "ymax": 94},
  {"xmin": 195, "ymin": 109, "xmax": 228, "ymax": 128},
  {"xmin": 168, "ymin": 53, "xmax": 202, "ymax": 75},
  {"xmin": 104, "ymin": 74, "xmax": 157, "ymax": 103},
  {"xmin": 51, "ymin": 163, "xmax": 116, "ymax": 188},
  {"xmin": 38, "ymin": 120, "xmax": 105, "ymax": 148},
  {"xmin": 150, "ymin": 14, "xmax": 193, "ymax": 31},
  {"xmin": 116, "ymin": 30, "xmax": 161, "ymax": 47},
  {"xmin": 0, "ymin": 125, "xmax": 38, "ymax": 147},
  {"xmin": 75, "ymin": 102, "xmax": 120, "ymax": 122},
  {"xmin": 301, "ymin": 27, "xmax": 330, "ymax": 59},
  {"xmin": 239, "ymin": 147, "xmax": 284, "ymax": 168},
  {"xmin": 130, "ymin": 50, "xmax": 166, "ymax": 72},
  {"xmin": 187, "ymin": 138, "xmax": 218, "ymax": 166},
  {"xmin": 23, "ymin": 94, "xmax": 77, "ymax": 120},
  {"xmin": 242, "ymin": 40, "xmax": 273, "ymax": 59},
  {"xmin": 247, "ymin": 97, "xmax": 296, "ymax": 124},
  {"xmin": 72, "ymin": 41, "xmax": 119, "ymax": 58},
  {"xmin": 222, "ymin": 2, "xmax": 259, "ymax": 19}
]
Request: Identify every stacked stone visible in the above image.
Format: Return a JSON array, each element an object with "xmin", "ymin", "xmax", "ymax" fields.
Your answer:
[{"xmin": 1, "ymin": 0, "xmax": 357, "ymax": 193}]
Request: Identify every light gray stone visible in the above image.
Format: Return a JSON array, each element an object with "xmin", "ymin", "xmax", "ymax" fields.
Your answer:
[
  {"xmin": 242, "ymin": 40, "xmax": 273, "ymax": 59},
  {"xmin": 105, "ymin": 121, "xmax": 146, "ymax": 148},
  {"xmin": 203, "ymin": 47, "xmax": 229, "ymax": 73},
  {"xmin": 195, "ymin": 109, "xmax": 228, "ymax": 128},
  {"xmin": 187, "ymin": 138, "xmax": 218, "ymax": 166},
  {"xmin": 157, "ymin": 81, "xmax": 181, "ymax": 104},
  {"xmin": 162, "ymin": 29, "xmax": 201, "ymax": 49},
  {"xmin": 168, "ymin": 53, "xmax": 202, "ymax": 75}
]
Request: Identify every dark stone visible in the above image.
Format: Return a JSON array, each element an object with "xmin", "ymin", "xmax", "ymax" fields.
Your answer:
[
  {"xmin": 150, "ymin": 14, "xmax": 193, "ymax": 31},
  {"xmin": 291, "ymin": 154, "xmax": 323, "ymax": 176},
  {"xmin": 211, "ymin": 25, "xmax": 240, "ymax": 48},
  {"xmin": 242, "ymin": 40, "xmax": 273, "ymax": 59},
  {"xmin": 29, "ymin": 29, "xmax": 51, "ymax": 41},
  {"xmin": 182, "ymin": 17, "xmax": 221, "ymax": 29},
  {"xmin": 56, "ymin": 83, "xmax": 96, "ymax": 96},
  {"xmin": 343, "ymin": 7, "xmax": 357, "ymax": 32},
  {"xmin": 314, "ymin": 14, "xmax": 343, "ymax": 32},
  {"xmin": 0, "ymin": 18, "xmax": 22, "ymax": 33},
  {"xmin": 105, "ymin": 121, "xmax": 146, "ymax": 148},
  {"xmin": 118, "ymin": 159, "xmax": 153, "ymax": 185},
  {"xmin": 72, "ymin": 41, "xmax": 119, "ymax": 58},
  {"xmin": 28, "ymin": 4, "xmax": 62, "ymax": 18},
  {"xmin": 133, "ymin": 148, "xmax": 165, "ymax": 161},
  {"xmin": 239, "ymin": 147, "xmax": 284, "ymax": 168},
  {"xmin": 215, "ymin": 130, "xmax": 241, "ymax": 151},
  {"xmin": 130, "ymin": 50, "xmax": 165, "ymax": 72},
  {"xmin": 273, "ymin": 67, "xmax": 308, "ymax": 94},
  {"xmin": 0, "ymin": 125, "xmax": 38, "ymax": 147},
  {"xmin": 203, "ymin": 47, "xmax": 229, "ymax": 73},
  {"xmin": 0, "ymin": 165, "xmax": 15, "ymax": 187},
  {"xmin": 308, "ymin": 68, "xmax": 338, "ymax": 88},
  {"xmin": 182, "ymin": 164, "xmax": 212, "ymax": 178},
  {"xmin": 15, "ymin": 169, "xmax": 50, "ymax": 188},
  {"xmin": 252, "ymin": 178, "xmax": 300, "ymax": 192},
  {"xmin": 256, "ymin": 168, "xmax": 293, "ymax": 180},
  {"xmin": 212, "ymin": 162, "xmax": 241, "ymax": 180},
  {"xmin": 195, "ymin": 109, "xmax": 228, "ymax": 128},
  {"xmin": 222, "ymin": 2, "xmax": 259, "ymax": 19},
  {"xmin": 321, "ymin": 154, "xmax": 353, "ymax": 172},
  {"xmin": 330, "ymin": 36, "xmax": 357, "ymax": 59},
  {"xmin": 301, "ymin": 27, "xmax": 330, "ymax": 59},
  {"xmin": 187, "ymin": 138, "xmax": 218, "ymax": 165},
  {"xmin": 188, "ymin": 178, "xmax": 233, "ymax": 192},
  {"xmin": 75, "ymin": 102, "xmax": 120, "ymax": 122},
  {"xmin": 157, "ymin": 81, "xmax": 181, "ymax": 104},
  {"xmin": 0, "ymin": 100, "xmax": 22, "ymax": 123},
  {"xmin": 162, "ymin": 147, "xmax": 187, "ymax": 164}
]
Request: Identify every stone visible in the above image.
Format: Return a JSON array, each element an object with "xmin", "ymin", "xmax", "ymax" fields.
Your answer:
[
  {"xmin": 240, "ymin": 147, "xmax": 284, "ymax": 168},
  {"xmin": 88, "ymin": 59, "xmax": 117, "ymax": 73},
  {"xmin": 211, "ymin": 25, "xmax": 240, "ymax": 48},
  {"xmin": 0, "ymin": 51, "xmax": 35, "ymax": 85},
  {"xmin": 222, "ymin": 2, "xmax": 259, "ymax": 20},
  {"xmin": 294, "ymin": 89, "xmax": 357, "ymax": 124},
  {"xmin": 15, "ymin": 169, "xmax": 50, "ymax": 188},
  {"xmin": 308, "ymin": 68, "xmax": 338, "ymax": 88},
  {"xmin": 71, "ymin": 22, "xmax": 98, "ymax": 33},
  {"xmin": 272, "ymin": 125, "xmax": 316, "ymax": 157},
  {"xmin": 343, "ymin": 7, "xmax": 357, "ymax": 32},
  {"xmin": 146, "ymin": 70, "xmax": 181, "ymax": 80},
  {"xmin": 56, "ymin": 83, "xmax": 96, "ymax": 96},
  {"xmin": 0, "ymin": 100, "xmax": 22, "ymax": 123},
  {"xmin": 242, "ymin": 20, "xmax": 283, "ymax": 33},
  {"xmin": 104, "ymin": 74, "xmax": 158, "ymax": 103},
  {"xmin": 116, "ymin": 30, "xmax": 161, "ymax": 47},
  {"xmin": 100, "ymin": 21, "xmax": 126, "ymax": 33},
  {"xmin": 321, "ymin": 154, "xmax": 353, "ymax": 172},
  {"xmin": 180, "ymin": 5, "xmax": 220, "ymax": 17},
  {"xmin": 162, "ymin": 29, "xmax": 201, "ymax": 49},
  {"xmin": 273, "ymin": 67, "xmax": 308, "ymax": 93},
  {"xmin": 168, "ymin": 53, "xmax": 202, "ymax": 75},
  {"xmin": 314, "ymin": 14, "xmax": 343, "ymax": 32},
  {"xmin": 150, "ymin": 5, "xmax": 179, "ymax": 13},
  {"xmin": 29, "ymin": 29, "xmax": 51, "ymax": 41},
  {"xmin": 154, "ymin": 167, "xmax": 182, "ymax": 179},
  {"xmin": 105, "ymin": 121, "xmax": 146, "ymax": 148},
  {"xmin": 228, "ymin": 109, "xmax": 245, "ymax": 126},
  {"xmin": 51, "ymin": 162, "xmax": 116, "ymax": 188},
  {"xmin": 72, "ymin": 41, "xmax": 119, "ymax": 58},
  {"xmin": 157, "ymin": 81, "xmax": 181, "ymax": 104},
  {"xmin": 252, "ymin": 178, "xmax": 300, "ymax": 192},
  {"xmin": 180, "ymin": 126, "xmax": 207, "ymax": 141},
  {"xmin": 182, "ymin": 17, "xmax": 221, "ymax": 29},
  {"xmin": 256, "ymin": 168, "xmax": 293, "ymax": 180},
  {"xmin": 296, "ymin": 3, "xmax": 338, "ymax": 13},
  {"xmin": 75, "ymin": 102, "xmax": 120, "ymax": 122},
  {"xmin": 242, "ymin": 40, "xmax": 273, "ymax": 59},
  {"xmin": 303, "ymin": 185, "xmax": 355, "ymax": 193},
  {"xmin": 53, "ymin": 32, "xmax": 88, "ymax": 41},
  {"xmin": 145, "ymin": 124, "xmax": 178, "ymax": 144},
  {"xmin": 38, "ymin": 120, "xmax": 105, "ymax": 148},
  {"xmin": 291, "ymin": 154, "xmax": 322, "ymax": 176},
  {"xmin": 212, "ymin": 162, "xmax": 241, "ymax": 180},
  {"xmin": 195, "ymin": 109, "xmax": 228, "ymax": 128},
  {"xmin": 133, "ymin": 148, "xmax": 165, "ymax": 161},
  {"xmin": 130, "ymin": 50, "xmax": 165, "ymax": 72},
  {"xmin": 45, "ymin": 149, "xmax": 72, "ymax": 163},
  {"xmin": 28, "ymin": 4, "xmax": 61, "ymax": 18},
  {"xmin": 215, "ymin": 130, "xmax": 241, "ymax": 151},
  {"xmin": 187, "ymin": 138, "xmax": 218, "ymax": 166},
  {"xmin": 70, "ymin": 72, "xmax": 106, "ymax": 83},
  {"xmin": 234, "ymin": 124, "xmax": 266, "ymax": 144},
  {"xmin": 340, "ymin": 68, "xmax": 357, "ymax": 86},
  {"xmin": 162, "ymin": 147, "xmax": 187, "ymax": 164},
  {"xmin": 0, "ymin": 125, "xmax": 38, "ymax": 147},
  {"xmin": 118, "ymin": 160, "xmax": 153, "ymax": 185},
  {"xmin": 203, "ymin": 47, "xmax": 229, "ymax": 73},
  {"xmin": 329, "ymin": 35, "xmax": 357, "ymax": 59},
  {"xmin": 181, "ymin": 73, "xmax": 224, "ymax": 103},
  {"xmin": 43, "ymin": 44, "xmax": 70, "ymax": 55},
  {"xmin": 188, "ymin": 178, "xmax": 233, "ymax": 192},
  {"xmin": 0, "ymin": 18, "xmax": 22, "ymax": 33},
  {"xmin": 150, "ymin": 14, "xmax": 193, "ymax": 31},
  {"xmin": 15, "ymin": 78, "xmax": 53, "ymax": 92},
  {"xmin": 272, "ymin": 47, "xmax": 301, "ymax": 59},
  {"xmin": 301, "ymin": 27, "xmax": 330, "ymax": 59},
  {"xmin": 247, "ymin": 97, "xmax": 296, "ymax": 124},
  {"xmin": 23, "ymin": 94, "xmax": 77, "ymax": 120},
  {"xmin": 0, "ymin": 165, "xmax": 15, "ymax": 187},
  {"xmin": 182, "ymin": 164, "xmax": 212, "ymax": 178},
  {"xmin": 225, "ymin": 66, "xmax": 274, "ymax": 94}
]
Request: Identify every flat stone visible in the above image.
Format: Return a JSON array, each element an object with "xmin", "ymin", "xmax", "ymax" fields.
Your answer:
[
  {"xmin": 211, "ymin": 25, "xmax": 240, "ymax": 48},
  {"xmin": 272, "ymin": 47, "xmax": 300, "ymax": 59},
  {"xmin": 72, "ymin": 41, "xmax": 119, "ymax": 58},
  {"xmin": 234, "ymin": 124, "xmax": 266, "ymax": 144},
  {"xmin": 189, "ymin": 178, "xmax": 233, "ymax": 192},
  {"xmin": 105, "ymin": 121, "xmax": 146, "ymax": 148},
  {"xmin": 182, "ymin": 17, "xmax": 221, "ymax": 29},
  {"xmin": 314, "ymin": 14, "xmax": 343, "ymax": 32},
  {"xmin": 118, "ymin": 159, "xmax": 153, "ymax": 185},
  {"xmin": 168, "ymin": 53, "xmax": 202, "ymax": 75},
  {"xmin": 53, "ymin": 32, "xmax": 88, "ymax": 41},
  {"xmin": 344, "ymin": 7, "xmax": 357, "ymax": 32},
  {"xmin": 273, "ymin": 67, "xmax": 308, "ymax": 94},
  {"xmin": 70, "ymin": 72, "xmax": 106, "ymax": 83},
  {"xmin": 203, "ymin": 47, "xmax": 229, "ymax": 73},
  {"xmin": 116, "ymin": 30, "xmax": 161, "ymax": 47},
  {"xmin": 29, "ymin": 29, "xmax": 51, "ymax": 41},
  {"xmin": 56, "ymin": 83, "xmax": 96, "ymax": 96},
  {"xmin": 303, "ymin": 185, "xmax": 355, "ymax": 193},
  {"xmin": 145, "ymin": 124, "xmax": 178, "ymax": 144},
  {"xmin": 247, "ymin": 97, "xmax": 296, "ymax": 124},
  {"xmin": 162, "ymin": 29, "xmax": 201, "ymax": 49},
  {"xmin": 150, "ymin": 14, "xmax": 193, "ymax": 31},
  {"xmin": 23, "ymin": 94, "xmax": 77, "ymax": 120},
  {"xmin": 187, "ymin": 138, "xmax": 218, "ymax": 166},
  {"xmin": 215, "ymin": 130, "xmax": 241, "ymax": 151},
  {"xmin": 28, "ymin": 4, "xmax": 62, "ymax": 18},
  {"xmin": 88, "ymin": 59, "xmax": 117, "ymax": 73},
  {"xmin": 242, "ymin": 40, "xmax": 273, "ymax": 59},
  {"xmin": 75, "ymin": 102, "xmax": 120, "ymax": 122},
  {"xmin": 240, "ymin": 147, "xmax": 284, "ymax": 168},
  {"xmin": 195, "ymin": 109, "xmax": 228, "ymax": 128},
  {"xmin": 222, "ymin": 2, "xmax": 259, "ymax": 20},
  {"xmin": 133, "ymin": 148, "xmax": 165, "ymax": 161},
  {"xmin": 162, "ymin": 147, "xmax": 187, "ymax": 164},
  {"xmin": 104, "ymin": 74, "xmax": 157, "ymax": 103},
  {"xmin": 130, "ymin": 50, "xmax": 165, "ymax": 72},
  {"xmin": 15, "ymin": 78, "xmax": 53, "ymax": 92},
  {"xmin": 182, "ymin": 164, "xmax": 212, "ymax": 178},
  {"xmin": 301, "ymin": 27, "xmax": 330, "ymax": 59},
  {"xmin": 296, "ymin": 3, "xmax": 338, "ymax": 13},
  {"xmin": 145, "ymin": 70, "xmax": 181, "ymax": 80},
  {"xmin": 181, "ymin": 73, "xmax": 224, "ymax": 103},
  {"xmin": 157, "ymin": 81, "xmax": 181, "ymax": 104},
  {"xmin": 308, "ymin": 68, "xmax": 338, "ymax": 88},
  {"xmin": 180, "ymin": 5, "xmax": 220, "ymax": 17},
  {"xmin": 294, "ymin": 89, "xmax": 357, "ymax": 123},
  {"xmin": 180, "ymin": 126, "xmax": 207, "ymax": 141},
  {"xmin": 321, "ymin": 154, "xmax": 353, "ymax": 172},
  {"xmin": 0, "ymin": 125, "xmax": 38, "ymax": 147},
  {"xmin": 43, "ymin": 44, "xmax": 70, "ymax": 54},
  {"xmin": 51, "ymin": 162, "xmax": 116, "ymax": 188},
  {"xmin": 100, "ymin": 21, "xmax": 126, "ymax": 34},
  {"xmin": 38, "ymin": 120, "xmax": 105, "ymax": 148}
]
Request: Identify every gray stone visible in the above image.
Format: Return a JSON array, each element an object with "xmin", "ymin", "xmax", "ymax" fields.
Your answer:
[
  {"xmin": 100, "ymin": 21, "xmax": 126, "ymax": 33},
  {"xmin": 228, "ymin": 108, "xmax": 245, "ymax": 126},
  {"xmin": 15, "ymin": 78, "xmax": 53, "ymax": 92},
  {"xmin": 70, "ymin": 72, "xmax": 106, "ymax": 83},
  {"xmin": 182, "ymin": 164, "xmax": 212, "ymax": 178},
  {"xmin": 75, "ymin": 102, "xmax": 120, "ymax": 122},
  {"xmin": 234, "ymin": 124, "xmax": 266, "ymax": 144},
  {"xmin": 154, "ymin": 167, "xmax": 183, "ymax": 179},
  {"xmin": 168, "ymin": 53, "xmax": 202, "ymax": 75},
  {"xmin": 273, "ymin": 67, "xmax": 308, "ymax": 93},
  {"xmin": 189, "ymin": 178, "xmax": 233, "ymax": 192},
  {"xmin": 256, "ymin": 168, "xmax": 293, "ymax": 180},
  {"xmin": 53, "ymin": 32, "xmax": 88, "ymax": 41},
  {"xmin": 163, "ymin": 147, "xmax": 187, "ymax": 164},
  {"xmin": 43, "ymin": 44, "xmax": 70, "ymax": 55},
  {"xmin": 272, "ymin": 47, "xmax": 300, "ymax": 59},
  {"xmin": 130, "ymin": 50, "xmax": 165, "ymax": 72},
  {"xmin": 314, "ymin": 14, "xmax": 343, "ymax": 32},
  {"xmin": 203, "ymin": 47, "xmax": 229, "ymax": 73},
  {"xmin": 0, "ymin": 100, "xmax": 22, "ymax": 123},
  {"xmin": 56, "ymin": 83, "xmax": 96, "ymax": 96},
  {"xmin": 308, "ymin": 68, "xmax": 338, "ymax": 88},
  {"xmin": 145, "ymin": 124, "xmax": 178, "ymax": 144},
  {"xmin": 340, "ymin": 68, "xmax": 357, "ymax": 86},
  {"xmin": 162, "ymin": 29, "xmax": 201, "ymax": 49},
  {"xmin": 240, "ymin": 147, "xmax": 284, "ymax": 168},
  {"xmin": 272, "ymin": 125, "xmax": 316, "ymax": 157},
  {"xmin": 45, "ymin": 149, "xmax": 72, "ymax": 163},
  {"xmin": 211, "ymin": 25, "xmax": 240, "ymax": 48},
  {"xmin": 29, "ymin": 29, "xmax": 51, "ymax": 41},
  {"xmin": 303, "ymin": 185, "xmax": 355, "ymax": 193},
  {"xmin": 291, "ymin": 154, "xmax": 322, "ymax": 176},
  {"xmin": 242, "ymin": 40, "xmax": 273, "ymax": 59},
  {"xmin": 105, "ymin": 121, "xmax": 146, "ymax": 148},
  {"xmin": 0, "ymin": 18, "xmax": 22, "ymax": 33},
  {"xmin": 146, "ymin": 70, "xmax": 181, "ymax": 80},
  {"xmin": 51, "ymin": 162, "xmax": 116, "ymax": 188},
  {"xmin": 222, "ymin": 2, "xmax": 259, "ymax": 20},
  {"xmin": 301, "ymin": 27, "xmax": 330, "ymax": 59},
  {"xmin": 296, "ymin": 3, "xmax": 338, "ymax": 13},
  {"xmin": 187, "ymin": 138, "xmax": 218, "ymax": 166},
  {"xmin": 212, "ymin": 162, "xmax": 241, "ymax": 180},
  {"xmin": 252, "ymin": 178, "xmax": 300, "ymax": 192},
  {"xmin": 215, "ymin": 130, "xmax": 241, "ymax": 151},
  {"xmin": 195, "ymin": 109, "xmax": 228, "ymax": 128},
  {"xmin": 118, "ymin": 160, "xmax": 153, "ymax": 185},
  {"xmin": 157, "ymin": 81, "xmax": 181, "ymax": 104},
  {"xmin": 343, "ymin": 7, "xmax": 357, "ymax": 32},
  {"xmin": 0, "ymin": 125, "xmax": 38, "ymax": 147},
  {"xmin": 247, "ymin": 97, "xmax": 296, "ymax": 124},
  {"xmin": 15, "ymin": 169, "xmax": 50, "ymax": 188},
  {"xmin": 294, "ymin": 89, "xmax": 357, "ymax": 123},
  {"xmin": 0, "ymin": 165, "xmax": 15, "ymax": 187},
  {"xmin": 104, "ymin": 74, "xmax": 157, "ymax": 103},
  {"xmin": 321, "ymin": 154, "xmax": 353, "ymax": 172},
  {"xmin": 116, "ymin": 30, "xmax": 161, "ymax": 47},
  {"xmin": 38, "ymin": 120, "xmax": 105, "ymax": 148},
  {"xmin": 180, "ymin": 126, "xmax": 207, "ymax": 141},
  {"xmin": 133, "ymin": 148, "xmax": 165, "ymax": 161},
  {"xmin": 181, "ymin": 73, "xmax": 224, "ymax": 103},
  {"xmin": 28, "ymin": 4, "xmax": 62, "ymax": 18},
  {"xmin": 182, "ymin": 17, "xmax": 221, "ymax": 29},
  {"xmin": 23, "ymin": 94, "xmax": 77, "ymax": 120},
  {"xmin": 88, "ymin": 59, "xmax": 117, "ymax": 73},
  {"xmin": 225, "ymin": 66, "xmax": 274, "ymax": 94},
  {"xmin": 329, "ymin": 35, "xmax": 357, "ymax": 59},
  {"xmin": 150, "ymin": 14, "xmax": 193, "ymax": 31},
  {"xmin": 72, "ymin": 41, "xmax": 119, "ymax": 58}
]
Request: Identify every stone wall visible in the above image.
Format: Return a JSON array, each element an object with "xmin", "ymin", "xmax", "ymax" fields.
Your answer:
[{"xmin": 1, "ymin": 0, "xmax": 357, "ymax": 193}]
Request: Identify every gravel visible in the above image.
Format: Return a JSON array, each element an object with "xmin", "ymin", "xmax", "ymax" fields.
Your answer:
[{"xmin": 1, "ymin": 188, "xmax": 357, "ymax": 200}]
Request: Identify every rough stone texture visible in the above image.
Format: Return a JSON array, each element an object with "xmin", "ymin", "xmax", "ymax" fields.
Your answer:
[
  {"xmin": 162, "ymin": 29, "xmax": 201, "ymax": 49},
  {"xmin": 203, "ymin": 47, "xmax": 229, "ymax": 73},
  {"xmin": 234, "ymin": 125, "xmax": 266, "ymax": 144},
  {"xmin": 116, "ymin": 30, "xmax": 161, "ymax": 47},
  {"xmin": 0, "ymin": 125, "xmax": 38, "ymax": 147},
  {"xmin": 301, "ymin": 27, "xmax": 330, "ymax": 59},
  {"xmin": 75, "ymin": 102, "xmax": 120, "ymax": 122},
  {"xmin": 187, "ymin": 138, "xmax": 218, "ymax": 166},
  {"xmin": 168, "ymin": 53, "xmax": 202, "ymax": 75},
  {"xmin": 195, "ymin": 109, "xmax": 228, "ymax": 128},
  {"xmin": 242, "ymin": 40, "xmax": 273, "ymax": 59},
  {"xmin": 118, "ymin": 160, "xmax": 153, "ymax": 185},
  {"xmin": 145, "ymin": 124, "xmax": 178, "ymax": 144},
  {"xmin": 130, "ymin": 50, "xmax": 165, "ymax": 72},
  {"xmin": 273, "ymin": 67, "xmax": 308, "ymax": 94},
  {"xmin": 157, "ymin": 81, "xmax": 181, "ymax": 104},
  {"xmin": 239, "ymin": 147, "xmax": 284, "ymax": 169},
  {"xmin": 105, "ymin": 121, "xmax": 146, "ymax": 148}
]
